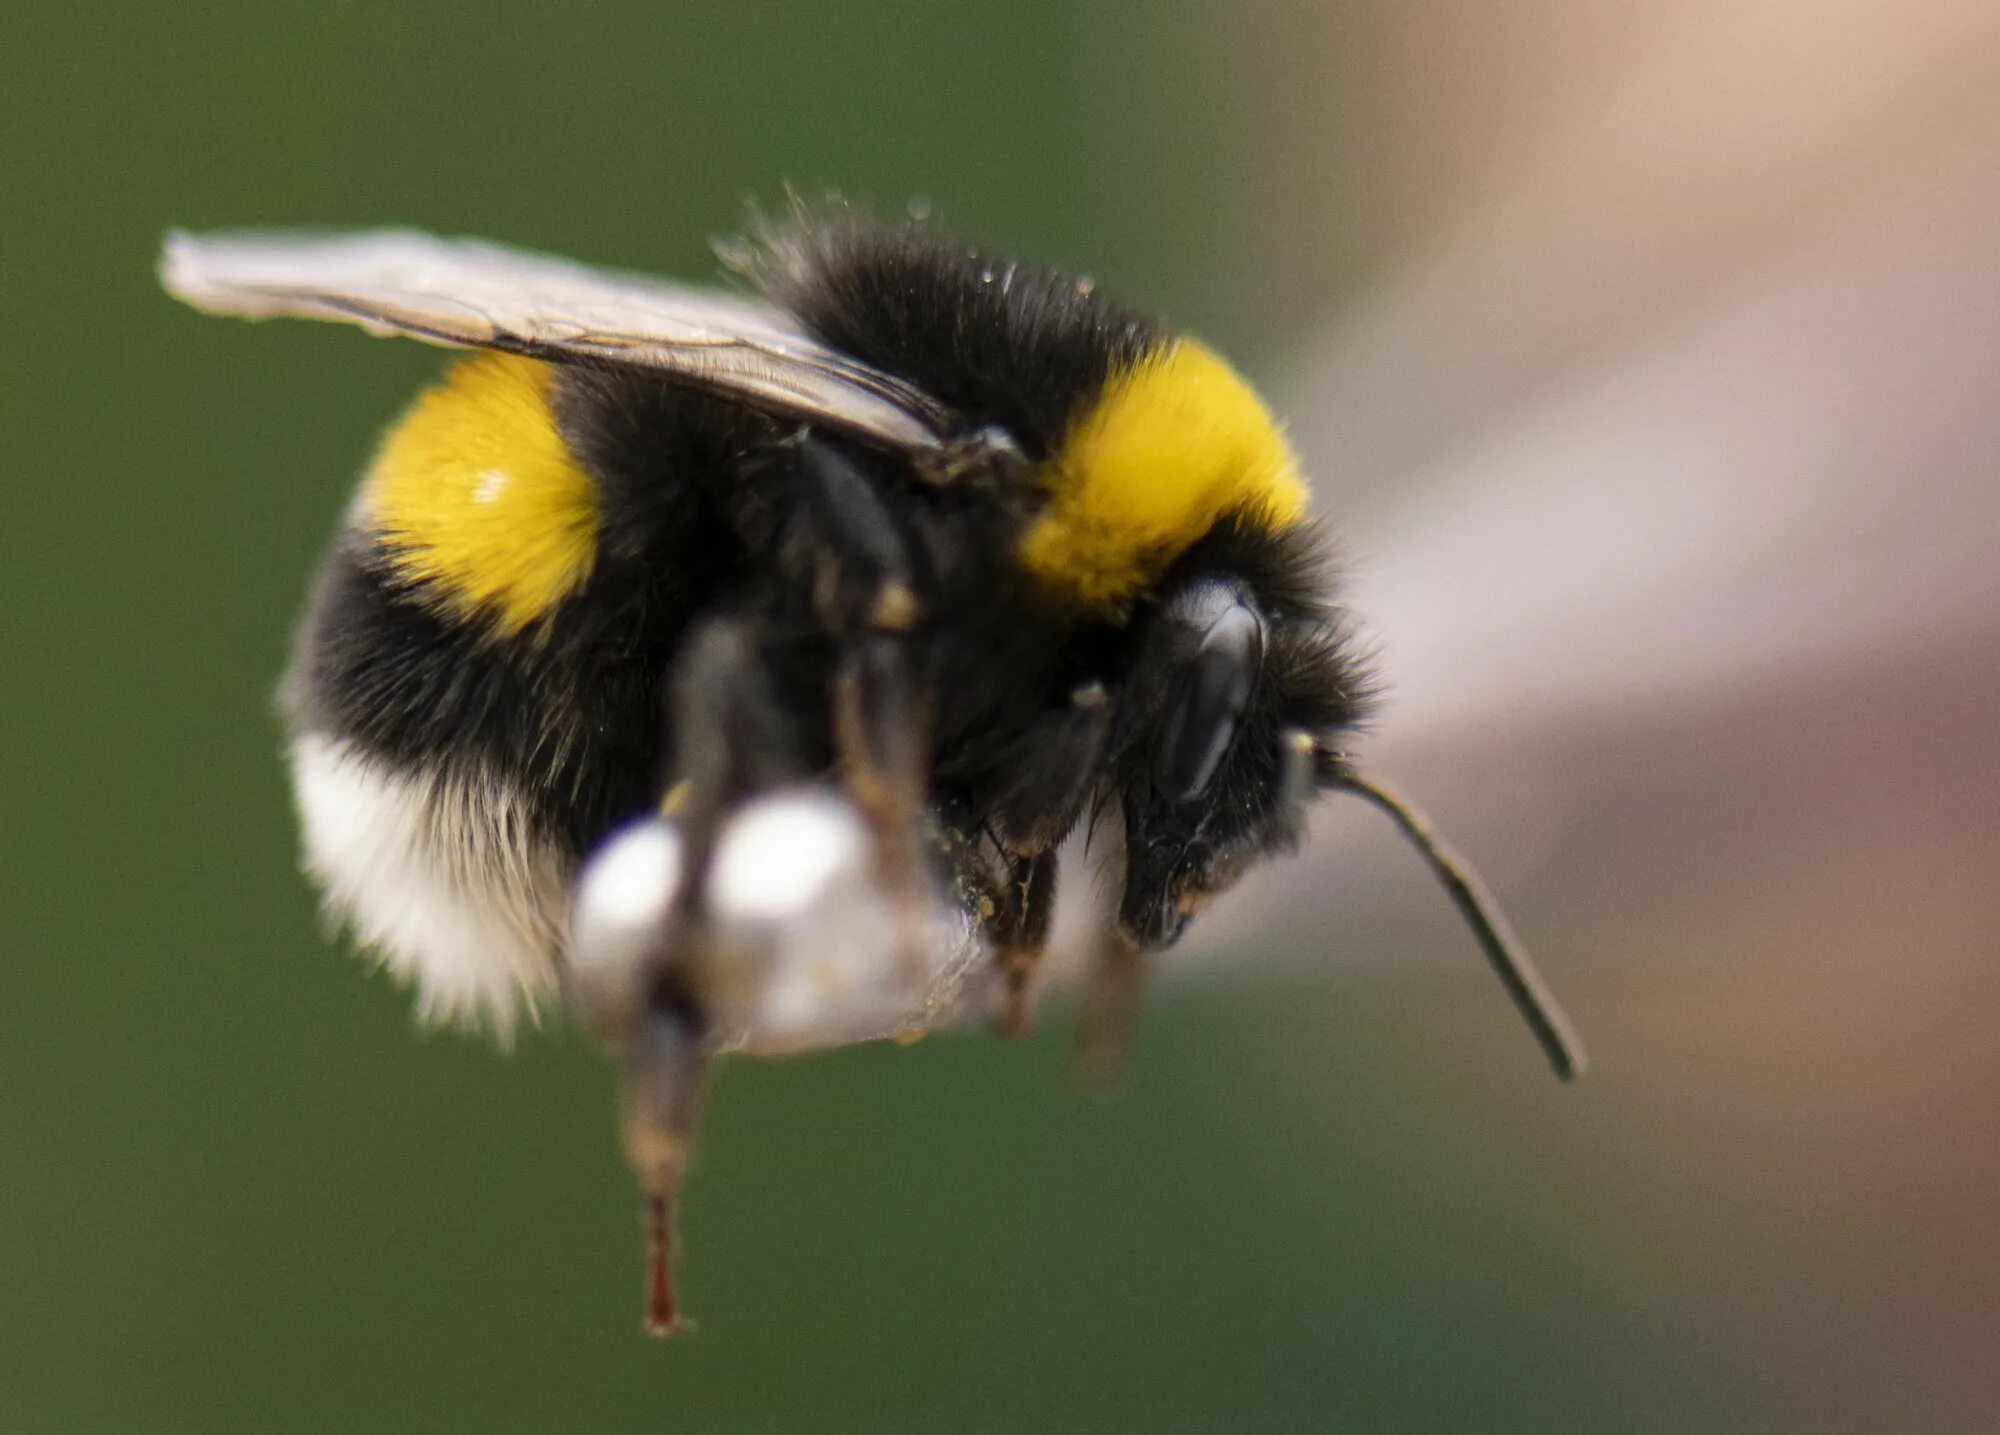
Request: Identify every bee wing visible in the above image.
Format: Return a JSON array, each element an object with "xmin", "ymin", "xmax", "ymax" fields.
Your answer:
[{"xmin": 160, "ymin": 228, "xmax": 984, "ymax": 463}]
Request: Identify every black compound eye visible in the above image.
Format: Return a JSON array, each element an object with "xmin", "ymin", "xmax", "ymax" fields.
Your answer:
[{"xmin": 1154, "ymin": 601, "xmax": 1264, "ymax": 801}]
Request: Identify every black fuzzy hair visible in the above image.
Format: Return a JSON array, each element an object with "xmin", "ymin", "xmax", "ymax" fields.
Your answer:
[{"xmin": 735, "ymin": 204, "xmax": 1163, "ymax": 460}]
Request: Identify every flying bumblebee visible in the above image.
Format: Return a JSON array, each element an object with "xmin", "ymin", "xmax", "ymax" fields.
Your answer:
[{"xmin": 161, "ymin": 209, "xmax": 1586, "ymax": 1336}]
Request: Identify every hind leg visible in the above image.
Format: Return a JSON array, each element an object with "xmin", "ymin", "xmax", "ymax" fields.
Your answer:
[{"xmin": 610, "ymin": 612, "xmax": 806, "ymax": 1336}]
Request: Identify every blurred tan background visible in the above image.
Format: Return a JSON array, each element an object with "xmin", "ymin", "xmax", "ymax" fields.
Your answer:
[{"xmin": 2, "ymin": 4, "xmax": 1996, "ymax": 1430}]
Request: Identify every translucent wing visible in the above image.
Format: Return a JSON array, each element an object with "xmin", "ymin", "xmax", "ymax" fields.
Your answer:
[{"xmin": 160, "ymin": 228, "xmax": 999, "ymax": 466}]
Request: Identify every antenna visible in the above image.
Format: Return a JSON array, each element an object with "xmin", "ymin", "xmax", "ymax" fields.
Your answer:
[{"xmin": 1332, "ymin": 770, "xmax": 1589, "ymax": 1081}]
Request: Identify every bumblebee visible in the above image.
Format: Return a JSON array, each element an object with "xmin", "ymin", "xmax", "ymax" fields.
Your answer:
[{"xmin": 162, "ymin": 210, "xmax": 1585, "ymax": 1335}]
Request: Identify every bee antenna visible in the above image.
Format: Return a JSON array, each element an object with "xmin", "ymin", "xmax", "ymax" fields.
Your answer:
[{"xmin": 1322, "ymin": 763, "xmax": 1589, "ymax": 1083}]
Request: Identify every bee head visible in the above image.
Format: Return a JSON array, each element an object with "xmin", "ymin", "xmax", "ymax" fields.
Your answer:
[{"xmin": 1110, "ymin": 520, "xmax": 1372, "ymax": 948}]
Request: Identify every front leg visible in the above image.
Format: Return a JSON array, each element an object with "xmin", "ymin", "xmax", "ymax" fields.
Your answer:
[
  {"xmin": 980, "ymin": 679, "xmax": 1114, "ymax": 1036},
  {"xmin": 1068, "ymin": 732, "xmax": 1315, "ymax": 1090},
  {"xmin": 992, "ymin": 848, "xmax": 1058, "ymax": 1038}
]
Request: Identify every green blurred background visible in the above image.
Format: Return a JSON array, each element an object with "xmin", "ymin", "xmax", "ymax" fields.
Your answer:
[{"xmin": 5, "ymin": 5, "xmax": 1997, "ymax": 1431}]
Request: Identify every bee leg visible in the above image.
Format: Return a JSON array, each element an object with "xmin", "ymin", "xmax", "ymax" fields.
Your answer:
[
  {"xmin": 621, "ymin": 614, "xmax": 799, "ymax": 1338},
  {"xmin": 664, "ymin": 615, "xmax": 802, "ymax": 877},
  {"xmin": 981, "ymin": 680, "xmax": 1113, "ymax": 1035},
  {"xmin": 1072, "ymin": 926, "xmax": 1147, "ymax": 1093},
  {"xmin": 622, "ymin": 981, "xmax": 707, "ymax": 1338},
  {"xmin": 993, "ymin": 848, "xmax": 1058, "ymax": 1038},
  {"xmin": 830, "ymin": 629, "xmax": 931, "ymax": 978},
  {"xmin": 983, "ymin": 680, "xmax": 1114, "ymax": 848},
  {"xmin": 795, "ymin": 438, "xmax": 935, "ymax": 976},
  {"xmin": 1065, "ymin": 732, "xmax": 1307, "ymax": 1086}
]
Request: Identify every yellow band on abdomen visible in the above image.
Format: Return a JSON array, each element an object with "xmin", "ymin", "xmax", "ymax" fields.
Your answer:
[{"xmin": 363, "ymin": 354, "xmax": 599, "ymax": 634}]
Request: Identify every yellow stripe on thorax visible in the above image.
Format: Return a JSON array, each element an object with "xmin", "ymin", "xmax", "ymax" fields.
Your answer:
[
  {"xmin": 1019, "ymin": 340, "xmax": 1308, "ymax": 611},
  {"xmin": 364, "ymin": 354, "xmax": 598, "ymax": 634}
]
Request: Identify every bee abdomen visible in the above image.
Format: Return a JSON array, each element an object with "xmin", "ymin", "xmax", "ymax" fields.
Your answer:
[{"xmin": 289, "ymin": 731, "xmax": 572, "ymax": 1038}]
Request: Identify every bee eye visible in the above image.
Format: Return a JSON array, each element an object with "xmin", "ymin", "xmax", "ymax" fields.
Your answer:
[{"xmin": 1154, "ymin": 601, "xmax": 1264, "ymax": 801}]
